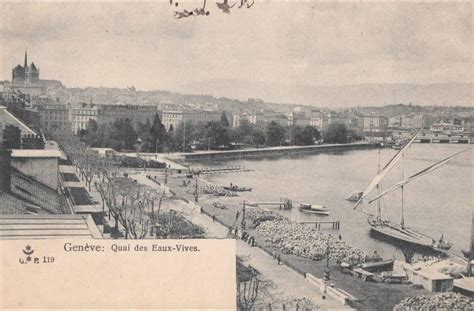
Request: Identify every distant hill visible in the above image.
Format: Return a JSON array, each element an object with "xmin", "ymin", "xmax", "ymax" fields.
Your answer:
[{"xmin": 177, "ymin": 80, "xmax": 472, "ymax": 108}]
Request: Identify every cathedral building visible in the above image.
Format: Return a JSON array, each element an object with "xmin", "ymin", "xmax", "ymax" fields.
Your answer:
[{"xmin": 12, "ymin": 49, "xmax": 40, "ymax": 84}]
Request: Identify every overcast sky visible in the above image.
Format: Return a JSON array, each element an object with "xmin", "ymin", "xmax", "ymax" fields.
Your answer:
[{"xmin": 0, "ymin": 1, "xmax": 471, "ymax": 91}]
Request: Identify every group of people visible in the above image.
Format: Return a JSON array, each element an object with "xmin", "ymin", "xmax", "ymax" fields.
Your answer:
[
  {"xmin": 255, "ymin": 216, "xmax": 367, "ymax": 264},
  {"xmin": 228, "ymin": 227, "xmax": 257, "ymax": 247}
]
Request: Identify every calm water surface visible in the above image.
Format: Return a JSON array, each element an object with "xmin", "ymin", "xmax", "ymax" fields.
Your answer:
[{"xmin": 197, "ymin": 144, "xmax": 472, "ymax": 259}]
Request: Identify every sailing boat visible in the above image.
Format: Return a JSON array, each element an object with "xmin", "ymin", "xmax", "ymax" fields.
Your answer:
[{"xmin": 355, "ymin": 129, "xmax": 472, "ymax": 252}]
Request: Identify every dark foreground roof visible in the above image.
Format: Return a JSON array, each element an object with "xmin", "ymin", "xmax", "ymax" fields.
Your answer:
[{"xmin": 0, "ymin": 168, "xmax": 67, "ymax": 215}]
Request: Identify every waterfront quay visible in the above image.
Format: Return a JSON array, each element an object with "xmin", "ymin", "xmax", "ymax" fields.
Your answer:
[
  {"xmin": 150, "ymin": 171, "xmax": 430, "ymax": 311},
  {"xmin": 168, "ymin": 142, "xmax": 381, "ymax": 162}
]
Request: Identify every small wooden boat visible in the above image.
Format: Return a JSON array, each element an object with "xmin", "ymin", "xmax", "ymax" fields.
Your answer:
[
  {"xmin": 299, "ymin": 203, "xmax": 330, "ymax": 215},
  {"xmin": 346, "ymin": 192, "xmax": 362, "ymax": 202},
  {"xmin": 223, "ymin": 185, "xmax": 252, "ymax": 192}
]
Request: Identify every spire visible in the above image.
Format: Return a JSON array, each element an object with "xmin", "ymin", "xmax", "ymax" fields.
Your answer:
[{"xmin": 24, "ymin": 48, "xmax": 28, "ymax": 69}]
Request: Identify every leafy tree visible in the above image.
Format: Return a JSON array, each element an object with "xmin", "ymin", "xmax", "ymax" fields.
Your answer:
[
  {"xmin": 233, "ymin": 120, "xmax": 268, "ymax": 147},
  {"xmin": 253, "ymin": 128, "xmax": 266, "ymax": 146},
  {"xmin": 347, "ymin": 128, "xmax": 362, "ymax": 142},
  {"xmin": 109, "ymin": 118, "xmax": 138, "ymax": 151},
  {"xmin": 171, "ymin": 121, "xmax": 195, "ymax": 152},
  {"xmin": 323, "ymin": 122, "xmax": 348, "ymax": 144},
  {"xmin": 220, "ymin": 111, "xmax": 230, "ymax": 127},
  {"xmin": 292, "ymin": 125, "xmax": 321, "ymax": 145},
  {"xmin": 149, "ymin": 113, "xmax": 168, "ymax": 152},
  {"xmin": 79, "ymin": 119, "xmax": 101, "ymax": 147},
  {"xmin": 265, "ymin": 121, "xmax": 285, "ymax": 146},
  {"xmin": 206, "ymin": 121, "xmax": 230, "ymax": 149}
]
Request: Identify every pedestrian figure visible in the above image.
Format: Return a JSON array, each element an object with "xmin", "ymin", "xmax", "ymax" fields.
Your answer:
[
  {"xmin": 235, "ymin": 211, "xmax": 240, "ymax": 220},
  {"xmin": 272, "ymin": 249, "xmax": 276, "ymax": 259},
  {"xmin": 212, "ymin": 215, "xmax": 216, "ymax": 222},
  {"xmin": 338, "ymin": 234, "xmax": 342, "ymax": 241},
  {"xmin": 277, "ymin": 253, "xmax": 281, "ymax": 265}
]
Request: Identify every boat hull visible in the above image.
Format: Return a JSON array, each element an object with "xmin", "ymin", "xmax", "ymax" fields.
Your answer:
[
  {"xmin": 369, "ymin": 224, "xmax": 449, "ymax": 254},
  {"xmin": 346, "ymin": 192, "xmax": 362, "ymax": 202},
  {"xmin": 299, "ymin": 207, "xmax": 329, "ymax": 216}
]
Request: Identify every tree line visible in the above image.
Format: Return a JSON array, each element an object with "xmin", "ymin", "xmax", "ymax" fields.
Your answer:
[
  {"xmin": 50, "ymin": 130, "xmax": 202, "ymax": 239},
  {"xmin": 76, "ymin": 111, "xmax": 358, "ymax": 152}
]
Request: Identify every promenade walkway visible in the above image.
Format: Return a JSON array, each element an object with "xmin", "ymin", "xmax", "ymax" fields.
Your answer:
[{"xmin": 132, "ymin": 172, "xmax": 349, "ymax": 310}]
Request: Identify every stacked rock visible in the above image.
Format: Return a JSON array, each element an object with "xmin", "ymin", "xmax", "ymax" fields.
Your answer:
[
  {"xmin": 394, "ymin": 292, "xmax": 473, "ymax": 311},
  {"xmin": 185, "ymin": 183, "xmax": 237, "ymax": 197},
  {"xmin": 245, "ymin": 210, "xmax": 280, "ymax": 228},
  {"xmin": 255, "ymin": 217, "xmax": 366, "ymax": 263}
]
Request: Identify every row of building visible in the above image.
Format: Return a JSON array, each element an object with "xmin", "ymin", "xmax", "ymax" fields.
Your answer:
[{"xmin": 2, "ymin": 50, "xmax": 473, "ymax": 143}]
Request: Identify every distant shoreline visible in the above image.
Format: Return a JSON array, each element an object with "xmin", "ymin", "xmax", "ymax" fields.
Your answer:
[{"xmin": 167, "ymin": 142, "xmax": 382, "ymax": 162}]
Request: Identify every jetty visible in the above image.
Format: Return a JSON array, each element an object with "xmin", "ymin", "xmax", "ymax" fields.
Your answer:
[
  {"xmin": 191, "ymin": 166, "xmax": 252, "ymax": 175},
  {"xmin": 300, "ymin": 218, "xmax": 341, "ymax": 230},
  {"xmin": 168, "ymin": 142, "xmax": 381, "ymax": 162},
  {"xmin": 243, "ymin": 198, "xmax": 293, "ymax": 210}
]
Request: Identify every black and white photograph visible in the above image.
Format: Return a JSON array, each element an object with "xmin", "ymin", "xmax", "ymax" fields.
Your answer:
[{"xmin": 0, "ymin": 1, "xmax": 473, "ymax": 310}]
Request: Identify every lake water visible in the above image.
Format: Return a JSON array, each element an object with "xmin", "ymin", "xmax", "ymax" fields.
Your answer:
[{"xmin": 197, "ymin": 144, "xmax": 472, "ymax": 259}]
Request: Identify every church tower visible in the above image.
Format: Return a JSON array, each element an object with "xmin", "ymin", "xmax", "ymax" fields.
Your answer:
[
  {"xmin": 24, "ymin": 49, "xmax": 29, "ymax": 83},
  {"xmin": 11, "ymin": 49, "xmax": 40, "ymax": 84}
]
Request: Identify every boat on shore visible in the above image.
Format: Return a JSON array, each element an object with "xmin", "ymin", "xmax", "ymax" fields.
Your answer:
[
  {"xmin": 299, "ymin": 203, "xmax": 330, "ymax": 215},
  {"xmin": 368, "ymin": 216, "xmax": 451, "ymax": 252},
  {"xmin": 391, "ymin": 143, "xmax": 402, "ymax": 150},
  {"xmin": 223, "ymin": 184, "xmax": 252, "ymax": 192}
]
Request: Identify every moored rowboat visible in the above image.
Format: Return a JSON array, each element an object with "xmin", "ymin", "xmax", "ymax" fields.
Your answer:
[{"xmin": 299, "ymin": 203, "xmax": 330, "ymax": 216}]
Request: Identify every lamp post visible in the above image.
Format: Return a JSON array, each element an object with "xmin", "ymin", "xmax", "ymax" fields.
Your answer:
[
  {"xmin": 324, "ymin": 241, "xmax": 331, "ymax": 281},
  {"xmin": 241, "ymin": 201, "xmax": 246, "ymax": 229},
  {"xmin": 182, "ymin": 120, "xmax": 186, "ymax": 153},
  {"xmin": 194, "ymin": 178, "xmax": 199, "ymax": 203}
]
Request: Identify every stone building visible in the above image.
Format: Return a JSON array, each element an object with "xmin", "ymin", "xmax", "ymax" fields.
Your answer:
[
  {"xmin": 71, "ymin": 103, "xmax": 99, "ymax": 133},
  {"xmin": 361, "ymin": 115, "xmax": 388, "ymax": 133},
  {"xmin": 97, "ymin": 104, "xmax": 157, "ymax": 127},
  {"xmin": 12, "ymin": 49, "xmax": 40, "ymax": 84},
  {"xmin": 160, "ymin": 110, "xmax": 220, "ymax": 131},
  {"xmin": 35, "ymin": 101, "xmax": 71, "ymax": 133}
]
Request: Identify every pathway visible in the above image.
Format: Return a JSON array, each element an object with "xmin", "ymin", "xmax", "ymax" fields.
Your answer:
[{"xmin": 132, "ymin": 172, "xmax": 349, "ymax": 310}]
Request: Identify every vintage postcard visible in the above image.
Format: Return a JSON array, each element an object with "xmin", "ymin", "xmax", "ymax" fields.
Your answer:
[{"xmin": 0, "ymin": 1, "xmax": 472, "ymax": 310}]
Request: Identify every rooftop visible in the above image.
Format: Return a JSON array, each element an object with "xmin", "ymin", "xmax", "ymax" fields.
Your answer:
[
  {"xmin": 454, "ymin": 277, "xmax": 474, "ymax": 292},
  {"xmin": 0, "ymin": 168, "xmax": 68, "ymax": 215},
  {"xmin": 11, "ymin": 149, "xmax": 61, "ymax": 158},
  {"xmin": 0, "ymin": 106, "xmax": 37, "ymax": 136},
  {"xmin": 0, "ymin": 214, "xmax": 102, "ymax": 239}
]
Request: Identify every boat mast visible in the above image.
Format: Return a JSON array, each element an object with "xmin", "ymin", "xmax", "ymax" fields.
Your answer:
[
  {"xmin": 401, "ymin": 151, "xmax": 405, "ymax": 228},
  {"xmin": 376, "ymin": 149, "xmax": 381, "ymax": 221}
]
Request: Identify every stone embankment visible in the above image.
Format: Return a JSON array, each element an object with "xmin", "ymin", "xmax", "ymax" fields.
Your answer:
[{"xmin": 169, "ymin": 142, "xmax": 382, "ymax": 162}]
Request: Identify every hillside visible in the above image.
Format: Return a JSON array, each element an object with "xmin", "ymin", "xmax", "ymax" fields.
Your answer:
[{"xmin": 177, "ymin": 80, "xmax": 472, "ymax": 108}]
